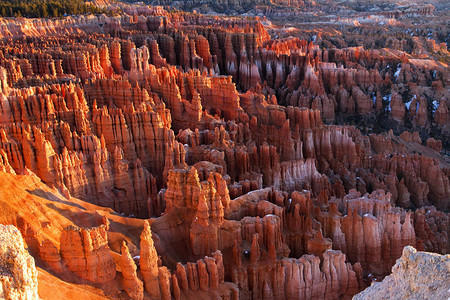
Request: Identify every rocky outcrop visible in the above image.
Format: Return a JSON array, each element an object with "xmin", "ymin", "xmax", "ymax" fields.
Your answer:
[
  {"xmin": 0, "ymin": 4, "xmax": 448, "ymax": 300},
  {"xmin": 120, "ymin": 242, "xmax": 144, "ymax": 300},
  {"xmin": 0, "ymin": 225, "xmax": 39, "ymax": 300},
  {"xmin": 354, "ymin": 246, "xmax": 450, "ymax": 300},
  {"xmin": 59, "ymin": 225, "xmax": 116, "ymax": 283},
  {"xmin": 338, "ymin": 190, "xmax": 416, "ymax": 274},
  {"xmin": 139, "ymin": 220, "xmax": 161, "ymax": 298}
]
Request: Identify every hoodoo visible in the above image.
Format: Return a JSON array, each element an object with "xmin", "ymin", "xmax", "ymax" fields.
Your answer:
[{"xmin": 0, "ymin": 0, "xmax": 448, "ymax": 299}]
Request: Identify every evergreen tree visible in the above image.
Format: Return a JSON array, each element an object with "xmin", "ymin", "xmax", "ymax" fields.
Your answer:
[{"xmin": 0, "ymin": 0, "xmax": 105, "ymax": 18}]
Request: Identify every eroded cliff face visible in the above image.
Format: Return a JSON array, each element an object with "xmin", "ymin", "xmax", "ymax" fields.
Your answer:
[
  {"xmin": 60, "ymin": 224, "xmax": 116, "ymax": 283},
  {"xmin": 0, "ymin": 2, "xmax": 448, "ymax": 299}
]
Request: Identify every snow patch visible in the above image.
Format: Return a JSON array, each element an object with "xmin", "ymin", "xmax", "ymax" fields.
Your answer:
[
  {"xmin": 383, "ymin": 94, "xmax": 392, "ymax": 112},
  {"xmin": 394, "ymin": 67, "xmax": 401, "ymax": 79},
  {"xmin": 431, "ymin": 100, "xmax": 439, "ymax": 116},
  {"xmin": 405, "ymin": 95, "xmax": 416, "ymax": 110}
]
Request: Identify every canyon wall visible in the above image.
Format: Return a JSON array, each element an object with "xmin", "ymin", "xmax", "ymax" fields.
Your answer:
[{"xmin": 0, "ymin": 3, "xmax": 447, "ymax": 299}]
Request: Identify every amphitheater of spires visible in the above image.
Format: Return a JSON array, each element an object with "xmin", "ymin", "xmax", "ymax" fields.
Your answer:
[{"xmin": 0, "ymin": 2, "xmax": 448, "ymax": 299}]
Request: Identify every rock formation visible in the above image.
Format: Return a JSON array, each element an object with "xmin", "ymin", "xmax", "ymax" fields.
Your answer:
[
  {"xmin": 354, "ymin": 246, "xmax": 450, "ymax": 300},
  {"xmin": 120, "ymin": 242, "xmax": 144, "ymax": 300},
  {"xmin": 0, "ymin": 225, "xmax": 39, "ymax": 300},
  {"xmin": 0, "ymin": 1, "xmax": 448, "ymax": 299},
  {"xmin": 60, "ymin": 225, "xmax": 116, "ymax": 283}
]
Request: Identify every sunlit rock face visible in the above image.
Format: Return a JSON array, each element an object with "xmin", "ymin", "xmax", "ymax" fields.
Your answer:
[
  {"xmin": 0, "ymin": 0, "xmax": 448, "ymax": 299},
  {"xmin": 0, "ymin": 225, "xmax": 39, "ymax": 300},
  {"xmin": 354, "ymin": 246, "xmax": 450, "ymax": 300}
]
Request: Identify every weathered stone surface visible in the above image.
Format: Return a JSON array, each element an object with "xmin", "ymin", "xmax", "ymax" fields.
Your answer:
[
  {"xmin": 60, "ymin": 225, "xmax": 116, "ymax": 283},
  {"xmin": 354, "ymin": 246, "xmax": 450, "ymax": 300},
  {"xmin": 0, "ymin": 225, "xmax": 39, "ymax": 300},
  {"xmin": 120, "ymin": 242, "xmax": 144, "ymax": 300},
  {"xmin": 0, "ymin": 3, "xmax": 448, "ymax": 300}
]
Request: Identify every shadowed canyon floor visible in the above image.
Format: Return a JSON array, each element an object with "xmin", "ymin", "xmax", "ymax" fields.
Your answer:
[{"xmin": 0, "ymin": 0, "xmax": 448, "ymax": 299}]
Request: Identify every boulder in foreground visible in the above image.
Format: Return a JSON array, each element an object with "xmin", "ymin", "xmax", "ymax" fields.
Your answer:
[
  {"xmin": 0, "ymin": 224, "xmax": 39, "ymax": 300},
  {"xmin": 354, "ymin": 246, "xmax": 450, "ymax": 300}
]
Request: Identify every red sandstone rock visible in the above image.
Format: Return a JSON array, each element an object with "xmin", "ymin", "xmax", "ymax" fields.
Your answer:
[
  {"xmin": 120, "ymin": 241, "xmax": 144, "ymax": 300},
  {"xmin": 140, "ymin": 220, "xmax": 161, "ymax": 297},
  {"xmin": 0, "ymin": 7, "xmax": 448, "ymax": 300},
  {"xmin": 60, "ymin": 225, "xmax": 116, "ymax": 283},
  {"xmin": 426, "ymin": 138, "xmax": 442, "ymax": 152}
]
